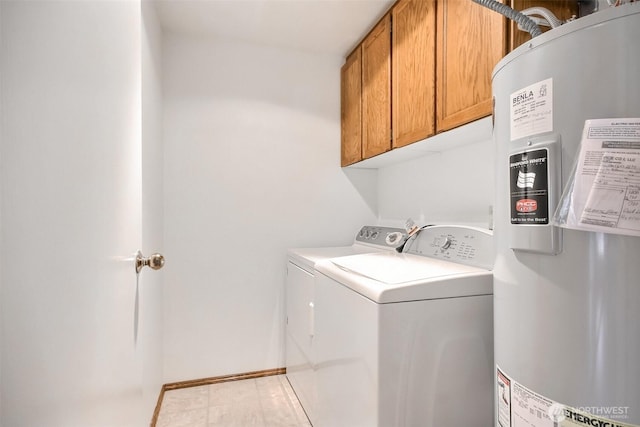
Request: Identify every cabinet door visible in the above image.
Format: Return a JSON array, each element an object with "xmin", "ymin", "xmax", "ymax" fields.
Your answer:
[
  {"xmin": 362, "ymin": 14, "xmax": 392, "ymax": 159},
  {"xmin": 392, "ymin": 0, "xmax": 436, "ymax": 148},
  {"xmin": 341, "ymin": 48, "xmax": 363, "ymax": 167},
  {"xmin": 436, "ymin": 0, "xmax": 507, "ymax": 132},
  {"xmin": 509, "ymin": 1, "xmax": 578, "ymax": 50}
]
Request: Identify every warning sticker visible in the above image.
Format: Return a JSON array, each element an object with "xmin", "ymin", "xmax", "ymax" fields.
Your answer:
[
  {"xmin": 510, "ymin": 148, "xmax": 550, "ymax": 225},
  {"xmin": 511, "ymin": 78, "xmax": 553, "ymax": 141},
  {"xmin": 496, "ymin": 366, "xmax": 639, "ymax": 427},
  {"xmin": 497, "ymin": 367, "xmax": 512, "ymax": 427}
]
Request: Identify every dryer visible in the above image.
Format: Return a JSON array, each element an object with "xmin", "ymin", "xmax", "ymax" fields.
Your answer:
[
  {"xmin": 285, "ymin": 225, "xmax": 405, "ymax": 425},
  {"xmin": 313, "ymin": 225, "xmax": 495, "ymax": 427}
]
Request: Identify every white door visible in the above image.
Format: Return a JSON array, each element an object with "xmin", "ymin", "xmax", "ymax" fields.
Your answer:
[{"xmin": 1, "ymin": 1, "xmax": 161, "ymax": 425}]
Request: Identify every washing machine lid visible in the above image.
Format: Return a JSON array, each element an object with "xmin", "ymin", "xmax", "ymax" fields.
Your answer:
[
  {"xmin": 287, "ymin": 226, "xmax": 405, "ymax": 272},
  {"xmin": 332, "ymin": 252, "xmax": 483, "ymax": 284},
  {"xmin": 316, "ymin": 252, "xmax": 492, "ymax": 303},
  {"xmin": 287, "ymin": 245, "xmax": 376, "ymax": 273}
]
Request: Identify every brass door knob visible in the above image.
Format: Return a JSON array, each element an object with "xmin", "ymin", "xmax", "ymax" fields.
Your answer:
[{"xmin": 135, "ymin": 250, "xmax": 165, "ymax": 274}]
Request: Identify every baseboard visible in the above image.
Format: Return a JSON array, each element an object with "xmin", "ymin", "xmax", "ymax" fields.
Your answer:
[{"xmin": 150, "ymin": 367, "xmax": 286, "ymax": 426}]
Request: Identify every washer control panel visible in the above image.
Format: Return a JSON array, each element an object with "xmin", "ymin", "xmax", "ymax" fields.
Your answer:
[
  {"xmin": 355, "ymin": 226, "xmax": 406, "ymax": 249},
  {"xmin": 403, "ymin": 225, "xmax": 494, "ymax": 270}
]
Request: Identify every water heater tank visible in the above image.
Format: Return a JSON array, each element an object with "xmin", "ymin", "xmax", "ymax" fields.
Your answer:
[{"xmin": 492, "ymin": 4, "xmax": 640, "ymax": 427}]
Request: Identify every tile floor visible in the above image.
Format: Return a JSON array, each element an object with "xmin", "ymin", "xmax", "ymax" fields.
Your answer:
[{"xmin": 156, "ymin": 375, "xmax": 312, "ymax": 427}]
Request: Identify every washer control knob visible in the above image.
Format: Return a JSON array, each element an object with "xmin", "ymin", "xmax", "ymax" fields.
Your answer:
[
  {"xmin": 440, "ymin": 237, "xmax": 452, "ymax": 250},
  {"xmin": 385, "ymin": 232, "xmax": 403, "ymax": 246}
]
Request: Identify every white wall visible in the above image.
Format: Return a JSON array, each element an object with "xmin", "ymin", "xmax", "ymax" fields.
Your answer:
[
  {"xmin": 162, "ymin": 33, "xmax": 377, "ymax": 382},
  {"xmin": 1, "ymin": 2, "xmax": 157, "ymax": 425},
  {"xmin": 377, "ymin": 139, "xmax": 495, "ymax": 228}
]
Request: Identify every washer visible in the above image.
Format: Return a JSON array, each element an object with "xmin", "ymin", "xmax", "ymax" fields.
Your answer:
[
  {"xmin": 286, "ymin": 225, "xmax": 405, "ymax": 425},
  {"xmin": 313, "ymin": 225, "xmax": 494, "ymax": 427}
]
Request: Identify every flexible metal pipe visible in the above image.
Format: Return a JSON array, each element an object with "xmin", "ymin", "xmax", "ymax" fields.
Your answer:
[
  {"xmin": 472, "ymin": 0, "xmax": 543, "ymax": 38},
  {"xmin": 521, "ymin": 7, "xmax": 564, "ymax": 28}
]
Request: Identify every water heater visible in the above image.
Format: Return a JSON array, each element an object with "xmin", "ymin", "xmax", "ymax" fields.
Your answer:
[{"xmin": 492, "ymin": 4, "xmax": 640, "ymax": 427}]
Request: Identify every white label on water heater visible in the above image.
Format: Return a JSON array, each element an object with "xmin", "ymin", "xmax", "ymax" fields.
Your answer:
[
  {"xmin": 510, "ymin": 78, "xmax": 553, "ymax": 141},
  {"xmin": 496, "ymin": 366, "xmax": 639, "ymax": 427},
  {"xmin": 497, "ymin": 367, "xmax": 512, "ymax": 427}
]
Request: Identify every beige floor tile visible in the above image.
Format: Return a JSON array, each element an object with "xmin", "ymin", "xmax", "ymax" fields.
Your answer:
[
  {"xmin": 209, "ymin": 379, "xmax": 260, "ymax": 406},
  {"xmin": 158, "ymin": 375, "xmax": 311, "ymax": 427},
  {"xmin": 261, "ymin": 396, "xmax": 308, "ymax": 426},
  {"xmin": 206, "ymin": 404, "xmax": 232, "ymax": 425},
  {"xmin": 156, "ymin": 407, "xmax": 208, "ymax": 427},
  {"xmin": 161, "ymin": 385, "xmax": 210, "ymax": 414},
  {"xmin": 255, "ymin": 375, "xmax": 288, "ymax": 399},
  {"xmin": 209, "ymin": 402, "xmax": 265, "ymax": 426}
]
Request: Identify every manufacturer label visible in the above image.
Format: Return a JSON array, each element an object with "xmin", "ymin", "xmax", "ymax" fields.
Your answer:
[
  {"xmin": 510, "ymin": 148, "xmax": 549, "ymax": 225},
  {"xmin": 510, "ymin": 78, "xmax": 553, "ymax": 141},
  {"xmin": 516, "ymin": 199, "xmax": 538, "ymax": 213}
]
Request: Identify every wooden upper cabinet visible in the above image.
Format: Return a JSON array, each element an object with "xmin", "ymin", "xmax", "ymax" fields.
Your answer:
[
  {"xmin": 340, "ymin": 0, "xmax": 508, "ymax": 166},
  {"xmin": 436, "ymin": 0, "xmax": 507, "ymax": 132},
  {"xmin": 341, "ymin": 48, "xmax": 362, "ymax": 167},
  {"xmin": 509, "ymin": 1, "xmax": 578, "ymax": 50},
  {"xmin": 392, "ymin": 0, "xmax": 436, "ymax": 149},
  {"xmin": 362, "ymin": 14, "xmax": 392, "ymax": 160}
]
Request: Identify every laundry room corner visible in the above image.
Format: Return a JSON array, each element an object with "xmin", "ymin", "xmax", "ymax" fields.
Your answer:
[
  {"xmin": 160, "ymin": 30, "xmax": 378, "ymax": 384},
  {"xmin": 342, "ymin": 167, "xmax": 379, "ymax": 215},
  {"xmin": 377, "ymin": 138, "xmax": 495, "ymax": 228}
]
